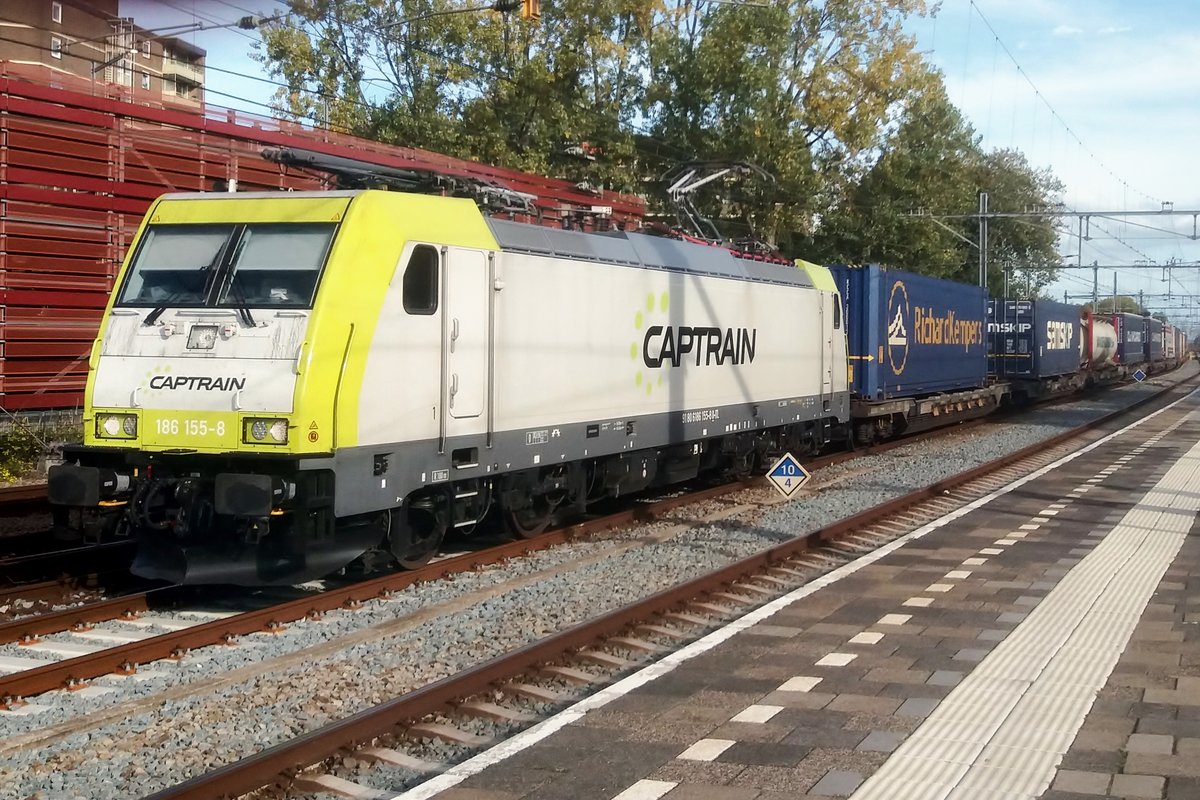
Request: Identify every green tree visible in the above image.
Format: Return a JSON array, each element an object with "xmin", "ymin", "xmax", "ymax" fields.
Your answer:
[
  {"xmin": 977, "ymin": 148, "xmax": 1064, "ymax": 297},
  {"xmin": 255, "ymin": 0, "xmax": 1068, "ymax": 289},
  {"xmin": 810, "ymin": 75, "xmax": 1063, "ymax": 294},
  {"xmin": 811, "ymin": 74, "xmax": 980, "ymax": 274},
  {"xmin": 1086, "ymin": 296, "xmax": 1146, "ymax": 314},
  {"xmin": 257, "ymin": 0, "xmax": 654, "ymax": 191},
  {"xmin": 644, "ymin": 0, "xmax": 932, "ymax": 250}
]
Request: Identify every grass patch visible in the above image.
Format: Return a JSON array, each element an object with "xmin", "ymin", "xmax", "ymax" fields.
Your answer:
[{"xmin": 0, "ymin": 418, "xmax": 82, "ymax": 482}]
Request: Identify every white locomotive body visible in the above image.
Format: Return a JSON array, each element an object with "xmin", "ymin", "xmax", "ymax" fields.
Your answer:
[{"xmin": 50, "ymin": 190, "xmax": 850, "ymax": 584}]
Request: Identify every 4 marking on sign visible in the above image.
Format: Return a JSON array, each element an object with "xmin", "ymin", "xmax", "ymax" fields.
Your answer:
[{"xmin": 766, "ymin": 453, "xmax": 811, "ymax": 499}]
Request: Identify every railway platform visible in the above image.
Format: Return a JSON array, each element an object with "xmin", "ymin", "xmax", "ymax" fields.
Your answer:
[{"xmin": 397, "ymin": 385, "xmax": 1200, "ymax": 800}]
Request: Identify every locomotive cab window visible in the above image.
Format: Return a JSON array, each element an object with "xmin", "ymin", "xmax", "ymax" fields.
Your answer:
[
  {"xmin": 217, "ymin": 224, "xmax": 334, "ymax": 308},
  {"xmin": 402, "ymin": 245, "xmax": 439, "ymax": 315},
  {"xmin": 833, "ymin": 296, "xmax": 842, "ymax": 329},
  {"xmin": 116, "ymin": 222, "xmax": 336, "ymax": 309},
  {"xmin": 116, "ymin": 225, "xmax": 229, "ymax": 305}
]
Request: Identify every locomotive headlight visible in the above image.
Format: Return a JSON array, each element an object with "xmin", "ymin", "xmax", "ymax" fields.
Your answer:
[
  {"xmin": 267, "ymin": 420, "xmax": 288, "ymax": 443},
  {"xmin": 243, "ymin": 418, "xmax": 289, "ymax": 445},
  {"xmin": 96, "ymin": 413, "xmax": 137, "ymax": 440}
]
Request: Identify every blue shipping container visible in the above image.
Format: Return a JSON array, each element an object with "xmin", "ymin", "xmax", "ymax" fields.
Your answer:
[
  {"xmin": 1144, "ymin": 316, "xmax": 1164, "ymax": 362},
  {"xmin": 987, "ymin": 299, "xmax": 1081, "ymax": 378},
  {"xmin": 830, "ymin": 264, "xmax": 987, "ymax": 400},
  {"xmin": 1114, "ymin": 313, "xmax": 1147, "ymax": 365}
]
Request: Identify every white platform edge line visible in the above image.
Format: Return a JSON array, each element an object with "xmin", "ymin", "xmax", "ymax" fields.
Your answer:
[{"xmin": 388, "ymin": 386, "xmax": 1199, "ymax": 800}]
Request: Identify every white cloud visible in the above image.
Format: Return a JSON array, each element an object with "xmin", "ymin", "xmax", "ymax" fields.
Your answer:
[
  {"xmin": 1098, "ymin": 25, "xmax": 1132, "ymax": 35},
  {"xmin": 1053, "ymin": 24, "xmax": 1083, "ymax": 36}
]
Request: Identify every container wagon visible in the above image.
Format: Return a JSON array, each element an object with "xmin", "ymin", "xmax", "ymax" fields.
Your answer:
[
  {"xmin": 987, "ymin": 299, "xmax": 1082, "ymax": 399},
  {"xmin": 1144, "ymin": 317, "xmax": 1165, "ymax": 365},
  {"xmin": 1113, "ymin": 313, "xmax": 1147, "ymax": 366},
  {"xmin": 830, "ymin": 264, "xmax": 1000, "ymax": 442}
]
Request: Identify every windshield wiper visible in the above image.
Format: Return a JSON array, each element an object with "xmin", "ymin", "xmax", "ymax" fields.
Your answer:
[
  {"xmin": 225, "ymin": 271, "xmax": 257, "ymax": 327},
  {"xmin": 143, "ymin": 302, "xmax": 175, "ymax": 327}
]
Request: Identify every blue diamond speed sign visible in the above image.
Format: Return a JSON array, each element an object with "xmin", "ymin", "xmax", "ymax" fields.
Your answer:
[{"xmin": 767, "ymin": 453, "xmax": 811, "ymax": 499}]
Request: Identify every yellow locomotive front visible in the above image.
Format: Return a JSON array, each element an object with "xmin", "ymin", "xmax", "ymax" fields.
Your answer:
[{"xmin": 51, "ymin": 191, "xmax": 382, "ymax": 584}]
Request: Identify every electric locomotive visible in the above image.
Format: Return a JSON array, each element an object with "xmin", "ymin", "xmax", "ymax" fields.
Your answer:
[{"xmin": 49, "ymin": 185, "xmax": 850, "ymax": 584}]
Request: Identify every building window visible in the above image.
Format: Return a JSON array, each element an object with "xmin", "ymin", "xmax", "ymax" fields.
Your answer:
[
  {"xmin": 163, "ymin": 47, "xmax": 172, "ymax": 63},
  {"xmin": 52, "ymin": 2, "xmax": 62, "ymax": 24},
  {"xmin": 141, "ymin": 72, "xmax": 150, "ymax": 90},
  {"xmin": 142, "ymin": 40, "xmax": 151, "ymax": 58},
  {"xmin": 50, "ymin": 36, "xmax": 63, "ymax": 59}
]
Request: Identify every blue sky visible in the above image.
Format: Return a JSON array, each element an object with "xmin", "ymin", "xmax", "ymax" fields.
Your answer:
[
  {"xmin": 123, "ymin": 0, "xmax": 1200, "ymax": 330},
  {"xmin": 906, "ymin": 1, "xmax": 1200, "ymax": 328}
]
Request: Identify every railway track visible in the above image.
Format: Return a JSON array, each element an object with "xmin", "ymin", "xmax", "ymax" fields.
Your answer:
[
  {"xmin": 0, "ymin": 400, "xmax": 1005, "ymax": 707},
  {"xmin": 0, "ymin": 382, "xmax": 1058, "ymax": 619},
  {"xmin": 0, "ymin": 483, "xmax": 53, "ymax": 553},
  {"xmin": 0, "ymin": 483, "xmax": 51, "ymax": 538},
  {"xmin": 117, "ymin": 370, "xmax": 1197, "ymax": 800},
  {"xmin": 0, "ymin": 373, "xmax": 1190, "ymax": 716}
]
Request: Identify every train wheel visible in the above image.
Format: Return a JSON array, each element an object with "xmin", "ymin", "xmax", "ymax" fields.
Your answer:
[
  {"xmin": 390, "ymin": 495, "xmax": 447, "ymax": 569},
  {"xmin": 505, "ymin": 498, "xmax": 555, "ymax": 539},
  {"xmin": 394, "ymin": 532, "xmax": 441, "ymax": 569}
]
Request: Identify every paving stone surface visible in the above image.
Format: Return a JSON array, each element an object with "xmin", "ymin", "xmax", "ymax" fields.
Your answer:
[
  {"xmin": 440, "ymin": 400, "xmax": 1200, "ymax": 800},
  {"xmin": 1042, "ymin": 524, "xmax": 1200, "ymax": 799}
]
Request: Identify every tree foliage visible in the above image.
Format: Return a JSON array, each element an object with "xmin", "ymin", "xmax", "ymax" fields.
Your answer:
[
  {"xmin": 256, "ymin": 0, "xmax": 1065, "ymax": 286},
  {"xmin": 1086, "ymin": 296, "xmax": 1147, "ymax": 314}
]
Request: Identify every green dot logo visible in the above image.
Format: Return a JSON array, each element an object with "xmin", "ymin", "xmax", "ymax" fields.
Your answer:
[{"xmin": 630, "ymin": 291, "xmax": 670, "ymax": 397}]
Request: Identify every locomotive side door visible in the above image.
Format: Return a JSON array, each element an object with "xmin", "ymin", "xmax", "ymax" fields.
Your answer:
[
  {"xmin": 443, "ymin": 247, "xmax": 489, "ymax": 422},
  {"xmin": 820, "ymin": 291, "xmax": 834, "ymax": 411}
]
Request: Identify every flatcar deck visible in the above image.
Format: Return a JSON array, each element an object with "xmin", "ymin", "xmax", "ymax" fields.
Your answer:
[{"xmin": 396, "ymin": 384, "xmax": 1200, "ymax": 800}]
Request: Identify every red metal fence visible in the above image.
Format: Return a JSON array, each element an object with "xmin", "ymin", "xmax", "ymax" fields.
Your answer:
[{"xmin": 0, "ymin": 64, "xmax": 644, "ymax": 410}]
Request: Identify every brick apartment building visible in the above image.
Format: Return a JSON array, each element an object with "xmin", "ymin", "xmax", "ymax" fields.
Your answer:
[{"xmin": 0, "ymin": 0, "xmax": 205, "ymax": 104}]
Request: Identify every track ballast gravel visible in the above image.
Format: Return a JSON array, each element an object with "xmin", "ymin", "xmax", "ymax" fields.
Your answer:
[{"xmin": 0, "ymin": 370, "xmax": 1189, "ymax": 799}]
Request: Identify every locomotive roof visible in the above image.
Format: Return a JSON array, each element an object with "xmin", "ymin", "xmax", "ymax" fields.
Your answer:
[
  {"xmin": 486, "ymin": 218, "xmax": 814, "ymax": 289},
  {"xmin": 155, "ymin": 191, "xmax": 815, "ymax": 288}
]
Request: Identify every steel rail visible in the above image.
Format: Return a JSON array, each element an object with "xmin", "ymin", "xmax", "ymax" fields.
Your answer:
[
  {"xmin": 0, "ymin": 539, "xmax": 136, "ymax": 580},
  {"xmin": 0, "ymin": 373, "xmax": 1190, "ymax": 706},
  {"xmin": 146, "ymin": 371, "xmax": 1200, "ymax": 800},
  {"xmin": 0, "ymin": 588, "xmax": 158, "ymax": 645},
  {"xmin": 0, "ymin": 475, "xmax": 762, "ymax": 704},
  {"xmin": 0, "ymin": 484, "xmax": 48, "ymax": 504},
  {"xmin": 0, "ymin": 424, "xmax": 970, "ymax": 682}
]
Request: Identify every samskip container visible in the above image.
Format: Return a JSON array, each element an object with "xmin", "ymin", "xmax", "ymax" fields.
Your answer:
[{"xmin": 987, "ymin": 299, "xmax": 1081, "ymax": 378}]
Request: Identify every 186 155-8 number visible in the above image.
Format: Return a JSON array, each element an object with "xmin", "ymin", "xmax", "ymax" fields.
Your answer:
[{"xmin": 155, "ymin": 418, "xmax": 226, "ymax": 437}]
